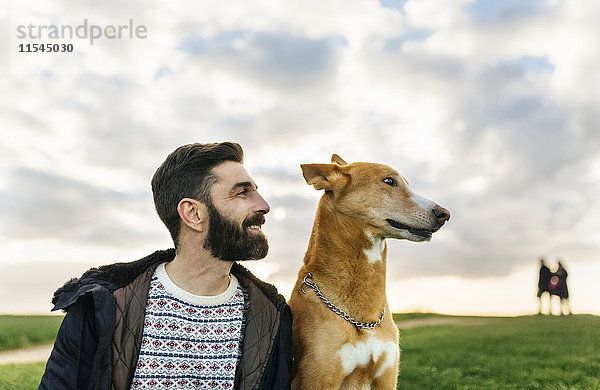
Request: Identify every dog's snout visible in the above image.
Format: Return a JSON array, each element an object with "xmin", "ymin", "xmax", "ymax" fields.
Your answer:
[{"xmin": 432, "ymin": 205, "xmax": 450, "ymax": 224}]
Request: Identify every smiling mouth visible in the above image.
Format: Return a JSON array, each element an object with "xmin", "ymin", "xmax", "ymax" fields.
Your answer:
[
  {"xmin": 245, "ymin": 224, "xmax": 265, "ymax": 234},
  {"xmin": 386, "ymin": 219, "xmax": 433, "ymax": 238},
  {"xmin": 243, "ymin": 214, "xmax": 266, "ymax": 232}
]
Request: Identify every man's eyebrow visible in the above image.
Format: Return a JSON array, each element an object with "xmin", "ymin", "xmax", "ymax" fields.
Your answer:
[{"xmin": 230, "ymin": 181, "xmax": 257, "ymax": 192}]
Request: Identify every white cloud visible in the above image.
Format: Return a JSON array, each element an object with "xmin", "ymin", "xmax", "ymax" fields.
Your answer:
[{"xmin": 1, "ymin": 0, "xmax": 599, "ymax": 314}]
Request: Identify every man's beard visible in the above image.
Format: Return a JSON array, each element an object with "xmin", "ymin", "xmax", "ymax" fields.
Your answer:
[{"xmin": 203, "ymin": 202, "xmax": 269, "ymax": 261}]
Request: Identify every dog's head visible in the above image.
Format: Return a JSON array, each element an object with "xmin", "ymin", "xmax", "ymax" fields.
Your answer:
[{"xmin": 301, "ymin": 154, "xmax": 450, "ymax": 242}]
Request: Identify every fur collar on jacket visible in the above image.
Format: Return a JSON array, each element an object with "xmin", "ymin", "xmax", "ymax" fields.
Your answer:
[{"xmin": 51, "ymin": 248, "xmax": 286, "ymax": 310}]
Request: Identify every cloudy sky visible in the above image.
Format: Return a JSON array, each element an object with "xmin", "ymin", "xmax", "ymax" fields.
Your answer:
[{"xmin": 2, "ymin": 0, "xmax": 599, "ymax": 315}]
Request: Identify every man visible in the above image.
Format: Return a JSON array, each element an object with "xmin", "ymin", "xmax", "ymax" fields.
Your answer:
[
  {"xmin": 537, "ymin": 257, "xmax": 551, "ymax": 314},
  {"xmin": 554, "ymin": 260, "xmax": 571, "ymax": 315},
  {"xmin": 39, "ymin": 142, "xmax": 292, "ymax": 389}
]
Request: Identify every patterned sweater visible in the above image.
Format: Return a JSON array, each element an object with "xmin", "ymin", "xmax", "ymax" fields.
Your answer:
[{"xmin": 130, "ymin": 263, "xmax": 246, "ymax": 389}]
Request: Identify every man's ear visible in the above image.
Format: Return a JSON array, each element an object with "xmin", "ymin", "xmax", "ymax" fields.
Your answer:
[
  {"xmin": 177, "ymin": 198, "xmax": 208, "ymax": 233},
  {"xmin": 300, "ymin": 163, "xmax": 349, "ymax": 192}
]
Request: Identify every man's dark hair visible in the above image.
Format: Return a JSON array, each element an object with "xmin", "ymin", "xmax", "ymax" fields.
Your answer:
[{"xmin": 152, "ymin": 142, "xmax": 244, "ymax": 248}]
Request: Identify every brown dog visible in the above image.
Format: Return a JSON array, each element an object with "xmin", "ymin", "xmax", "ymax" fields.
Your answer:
[{"xmin": 289, "ymin": 154, "xmax": 450, "ymax": 389}]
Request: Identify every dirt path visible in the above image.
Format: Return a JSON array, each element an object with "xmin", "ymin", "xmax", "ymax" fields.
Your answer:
[
  {"xmin": 0, "ymin": 344, "xmax": 53, "ymax": 365},
  {"xmin": 396, "ymin": 317, "xmax": 491, "ymax": 329}
]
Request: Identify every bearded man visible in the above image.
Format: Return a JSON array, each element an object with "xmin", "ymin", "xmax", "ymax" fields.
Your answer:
[{"xmin": 40, "ymin": 142, "xmax": 292, "ymax": 390}]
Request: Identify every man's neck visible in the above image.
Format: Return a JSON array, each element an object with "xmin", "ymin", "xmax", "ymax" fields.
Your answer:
[{"xmin": 164, "ymin": 247, "xmax": 233, "ymax": 296}]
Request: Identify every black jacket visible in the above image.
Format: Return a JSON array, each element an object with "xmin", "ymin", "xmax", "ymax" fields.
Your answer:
[{"xmin": 39, "ymin": 249, "xmax": 292, "ymax": 390}]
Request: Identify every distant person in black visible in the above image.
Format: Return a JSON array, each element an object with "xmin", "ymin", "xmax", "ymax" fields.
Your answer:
[
  {"xmin": 554, "ymin": 261, "xmax": 571, "ymax": 315},
  {"xmin": 537, "ymin": 258, "xmax": 552, "ymax": 314}
]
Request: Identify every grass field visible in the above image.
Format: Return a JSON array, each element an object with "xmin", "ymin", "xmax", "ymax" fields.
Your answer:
[
  {"xmin": 0, "ymin": 315, "xmax": 62, "ymax": 351},
  {"xmin": 395, "ymin": 313, "xmax": 600, "ymax": 389},
  {"xmin": 0, "ymin": 362, "xmax": 46, "ymax": 390},
  {"xmin": 0, "ymin": 315, "xmax": 63, "ymax": 389},
  {"xmin": 0, "ymin": 314, "xmax": 598, "ymax": 389}
]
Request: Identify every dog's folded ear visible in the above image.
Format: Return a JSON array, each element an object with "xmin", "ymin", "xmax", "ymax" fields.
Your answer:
[
  {"xmin": 331, "ymin": 154, "xmax": 348, "ymax": 166},
  {"xmin": 301, "ymin": 163, "xmax": 349, "ymax": 192}
]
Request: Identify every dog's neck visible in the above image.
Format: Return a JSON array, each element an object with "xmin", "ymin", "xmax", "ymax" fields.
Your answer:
[{"xmin": 302, "ymin": 195, "xmax": 389, "ymax": 323}]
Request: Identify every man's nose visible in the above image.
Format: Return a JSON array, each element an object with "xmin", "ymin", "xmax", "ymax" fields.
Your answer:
[{"xmin": 255, "ymin": 192, "xmax": 270, "ymax": 214}]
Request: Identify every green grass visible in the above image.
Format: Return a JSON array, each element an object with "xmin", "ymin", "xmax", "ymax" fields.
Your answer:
[
  {"xmin": 0, "ymin": 362, "xmax": 46, "ymax": 390},
  {"xmin": 397, "ymin": 314, "xmax": 600, "ymax": 389},
  {"xmin": 0, "ymin": 315, "xmax": 63, "ymax": 351},
  {"xmin": 1, "ymin": 314, "xmax": 598, "ymax": 389},
  {"xmin": 394, "ymin": 312, "xmax": 454, "ymax": 321},
  {"xmin": 0, "ymin": 316, "xmax": 63, "ymax": 389}
]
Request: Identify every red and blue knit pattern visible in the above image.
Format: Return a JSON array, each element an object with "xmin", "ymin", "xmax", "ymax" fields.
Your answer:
[{"xmin": 130, "ymin": 273, "xmax": 245, "ymax": 389}]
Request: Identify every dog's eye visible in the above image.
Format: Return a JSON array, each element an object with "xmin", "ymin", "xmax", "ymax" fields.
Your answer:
[{"xmin": 383, "ymin": 177, "xmax": 397, "ymax": 186}]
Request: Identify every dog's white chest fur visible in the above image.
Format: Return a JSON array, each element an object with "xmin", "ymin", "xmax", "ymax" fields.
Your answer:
[
  {"xmin": 363, "ymin": 234, "xmax": 385, "ymax": 263},
  {"xmin": 337, "ymin": 337, "xmax": 399, "ymax": 377}
]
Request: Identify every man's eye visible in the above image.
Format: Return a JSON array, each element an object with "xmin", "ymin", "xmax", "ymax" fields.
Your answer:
[{"xmin": 383, "ymin": 177, "xmax": 397, "ymax": 186}]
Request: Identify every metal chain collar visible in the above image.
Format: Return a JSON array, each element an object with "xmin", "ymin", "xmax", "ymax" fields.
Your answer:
[{"xmin": 300, "ymin": 272, "xmax": 386, "ymax": 330}]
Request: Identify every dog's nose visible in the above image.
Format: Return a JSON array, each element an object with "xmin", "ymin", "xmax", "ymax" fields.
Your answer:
[{"xmin": 432, "ymin": 205, "xmax": 450, "ymax": 224}]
